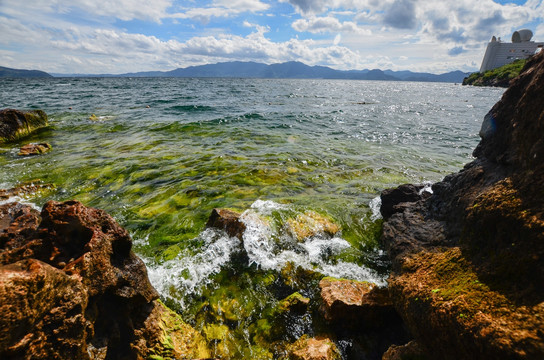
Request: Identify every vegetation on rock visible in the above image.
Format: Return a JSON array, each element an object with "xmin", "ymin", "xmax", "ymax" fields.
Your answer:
[
  {"xmin": 381, "ymin": 51, "xmax": 544, "ymax": 358},
  {"xmin": 462, "ymin": 59, "xmax": 526, "ymax": 87}
]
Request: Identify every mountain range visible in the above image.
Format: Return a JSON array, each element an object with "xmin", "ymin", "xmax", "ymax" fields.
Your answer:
[{"xmin": 3, "ymin": 61, "xmax": 470, "ymax": 83}]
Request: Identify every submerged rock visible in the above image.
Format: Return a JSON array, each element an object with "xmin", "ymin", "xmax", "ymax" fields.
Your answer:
[
  {"xmin": 380, "ymin": 51, "xmax": 544, "ymax": 358},
  {"xmin": 0, "ymin": 200, "xmax": 209, "ymax": 359},
  {"xmin": 18, "ymin": 142, "xmax": 52, "ymax": 156},
  {"xmin": 286, "ymin": 211, "xmax": 340, "ymax": 241},
  {"xmin": 0, "ymin": 180, "xmax": 54, "ymax": 201},
  {"xmin": 0, "ymin": 109, "xmax": 48, "ymax": 143}
]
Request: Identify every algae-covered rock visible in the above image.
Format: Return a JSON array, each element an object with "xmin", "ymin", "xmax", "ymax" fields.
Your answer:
[
  {"xmin": 0, "ymin": 180, "xmax": 54, "ymax": 201},
  {"xmin": 286, "ymin": 211, "xmax": 340, "ymax": 241},
  {"xmin": 0, "ymin": 109, "xmax": 48, "ymax": 143},
  {"xmin": 380, "ymin": 50, "xmax": 544, "ymax": 359},
  {"xmin": 278, "ymin": 292, "xmax": 310, "ymax": 313},
  {"xmin": 145, "ymin": 301, "xmax": 210, "ymax": 360},
  {"xmin": 18, "ymin": 143, "xmax": 52, "ymax": 156}
]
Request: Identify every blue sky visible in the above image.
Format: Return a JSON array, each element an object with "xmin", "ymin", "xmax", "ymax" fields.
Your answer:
[{"xmin": 1, "ymin": 0, "xmax": 542, "ymax": 74}]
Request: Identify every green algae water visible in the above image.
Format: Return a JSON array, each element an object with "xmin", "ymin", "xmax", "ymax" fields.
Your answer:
[{"xmin": 0, "ymin": 77, "xmax": 504, "ymax": 358}]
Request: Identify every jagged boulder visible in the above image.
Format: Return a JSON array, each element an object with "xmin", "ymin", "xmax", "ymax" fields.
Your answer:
[
  {"xmin": 380, "ymin": 51, "xmax": 544, "ymax": 359},
  {"xmin": 0, "ymin": 109, "xmax": 48, "ymax": 143},
  {"xmin": 0, "ymin": 200, "xmax": 209, "ymax": 359}
]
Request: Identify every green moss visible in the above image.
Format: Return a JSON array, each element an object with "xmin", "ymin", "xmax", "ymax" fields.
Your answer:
[{"xmin": 463, "ymin": 59, "xmax": 527, "ymax": 86}]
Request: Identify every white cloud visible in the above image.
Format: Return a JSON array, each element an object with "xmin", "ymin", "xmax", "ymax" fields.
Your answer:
[
  {"xmin": 170, "ymin": 0, "xmax": 270, "ymax": 23},
  {"xmin": 292, "ymin": 16, "xmax": 371, "ymax": 34}
]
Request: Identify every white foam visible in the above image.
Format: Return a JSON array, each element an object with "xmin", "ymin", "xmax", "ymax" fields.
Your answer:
[
  {"xmin": 419, "ymin": 181, "xmax": 434, "ymax": 195},
  {"xmin": 145, "ymin": 228, "xmax": 241, "ymax": 305},
  {"xmin": 369, "ymin": 196, "xmax": 382, "ymax": 221},
  {"xmin": 145, "ymin": 199, "xmax": 388, "ymax": 306},
  {"xmin": 0, "ymin": 196, "xmax": 41, "ymax": 211}
]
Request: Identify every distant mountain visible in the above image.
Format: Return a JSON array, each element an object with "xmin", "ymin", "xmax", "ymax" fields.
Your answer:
[
  {"xmin": 53, "ymin": 61, "xmax": 470, "ymax": 83},
  {"xmin": 0, "ymin": 66, "xmax": 52, "ymax": 78}
]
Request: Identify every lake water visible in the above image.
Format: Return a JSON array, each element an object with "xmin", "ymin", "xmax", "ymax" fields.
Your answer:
[{"xmin": 0, "ymin": 77, "xmax": 504, "ymax": 358}]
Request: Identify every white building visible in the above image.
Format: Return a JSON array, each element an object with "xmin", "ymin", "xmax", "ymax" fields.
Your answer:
[{"xmin": 480, "ymin": 29, "xmax": 543, "ymax": 73}]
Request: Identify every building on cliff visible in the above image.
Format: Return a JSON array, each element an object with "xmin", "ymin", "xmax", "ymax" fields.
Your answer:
[{"xmin": 480, "ymin": 29, "xmax": 543, "ymax": 72}]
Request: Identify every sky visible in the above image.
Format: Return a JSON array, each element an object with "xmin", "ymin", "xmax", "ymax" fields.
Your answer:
[{"xmin": 0, "ymin": 0, "xmax": 542, "ymax": 74}]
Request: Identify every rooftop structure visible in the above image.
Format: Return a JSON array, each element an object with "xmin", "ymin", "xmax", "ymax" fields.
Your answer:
[{"xmin": 480, "ymin": 29, "xmax": 543, "ymax": 72}]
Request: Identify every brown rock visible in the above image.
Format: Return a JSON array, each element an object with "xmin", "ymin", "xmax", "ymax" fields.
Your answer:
[
  {"xmin": 0, "ymin": 259, "xmax": 88, "ymax": 359},
  {"xmin": 381, "ymin": 51, "xmax": 544, "ymax": 359},
  {"xmin": 18, "ymin": 143, "xmax": 52, "ymax": 156},
  {"xmin": 206, "ymin": 208, "xmax": 246, "ymax": 239},
  {"xmin": 382, "ymin": 340, "xmax": 425, "ymax": 360},
  {"xmin": 319, "ymin": 277, "xmax": 399, "ymax": 329},
  {"xmin": 0, "ymin": 200, "xmax": 208, "ymax": 359},
  {"xmin": 380, "ymin": 184, "xmax": 428, "ymax": 220},
  {"xmin": 0, "ymin": 109, "xmax": 48, "ymax": 143},
  {"xmin": 289, "ymin": 336, "xmax": 341, "ymax": 360}
]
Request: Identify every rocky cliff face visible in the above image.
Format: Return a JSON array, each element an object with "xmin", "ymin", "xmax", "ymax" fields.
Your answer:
[
  {"xmin": 0, "ymin": 200, "xmax": 209, "ymax": 360},
  {"xmin": 381, "ymin": 50, "xmax": 544, "ymax": 358}
]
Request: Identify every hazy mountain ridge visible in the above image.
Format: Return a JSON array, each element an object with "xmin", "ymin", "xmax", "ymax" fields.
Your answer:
[
  {"xmin": 5, "ymin": 62, "xmax": 469, "ymax": 83},
  {"xmin": 0, "ymin": 66, "xmax": 52, "ymax": 78}
]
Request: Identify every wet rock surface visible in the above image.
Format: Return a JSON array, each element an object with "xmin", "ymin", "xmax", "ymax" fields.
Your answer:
[
  {"xmin": 0, "ymin": 200, "xmax": 209, "ymax": 359},
  {"xmin": 380, "ymin": 52, "xmax": 544, "ymax": 359},
  {"xmin": 0, "ymin": 109, "xmax": 48, "ymax": 143},
  {"xmin": 18, "ymin": 142, "xmax": 52, "ymax": 156}
]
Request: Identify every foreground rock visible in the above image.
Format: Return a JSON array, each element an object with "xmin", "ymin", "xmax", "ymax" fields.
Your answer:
[
  {"xmin": 18, "ymin": 142, "xmax": 52, "ymax": 156},
  {"xmin": 380, "ymin": 50, "xmax": 544, "ymax": 358},
  {"xmin": 0, "ymin": 109, "xmax": 48, "ymax": 143},
  {"xmin": 319, "ymin": 277, "xmax": 399, "ymax": 329},
  {"xmin": 287, "ymin": 336, "xmax": 341, "ymax": 360},
  {"xmin": 0, "ymin": 200, "xmax": 209, "ymax": 359}
]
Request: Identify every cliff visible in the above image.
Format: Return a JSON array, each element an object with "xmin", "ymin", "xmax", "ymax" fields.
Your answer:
[{"xmin": 381, "ymin": 50, "xmax": 544, "ymax": 357}]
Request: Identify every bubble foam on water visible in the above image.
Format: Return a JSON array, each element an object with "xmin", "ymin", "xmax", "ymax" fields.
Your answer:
[
  {"xmin": 369, "ymin": 195, "xmax": 382, "ymax": 221},
  {"xmin": 145, "ymin": 199, "xmax": 387, "ymax": 306},
  {"xmin": 144, "ymin": 228, "xmax": 241, "ymax": 306}
]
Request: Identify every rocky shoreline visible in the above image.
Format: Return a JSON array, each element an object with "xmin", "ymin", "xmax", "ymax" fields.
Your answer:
[
  {"xmin": 380, "ymin": 51, "xmax": 544, "ymax": 358},
  {"xmin": 0, "ymin": 52, "xmax": 543, "ymax": 359}
]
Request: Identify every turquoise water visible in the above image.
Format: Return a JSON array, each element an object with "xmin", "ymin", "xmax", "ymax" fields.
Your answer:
[{"xmin": 0, "ymin": 77, "xmax": 504, "ymax": 357}]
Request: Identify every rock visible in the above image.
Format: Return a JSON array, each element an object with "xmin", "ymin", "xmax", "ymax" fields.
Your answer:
[
  {"xmin": 205, "ymin": 208, "xmax": 246, "ymax": 239},
  {"xmin": 0, "ymin": 200, "xmax": 209, "ymax": 359},
  {"xmin": 382, "ymin": 340, "xmax": 425, "ymax": 360},
  {"xmin": 380, "ymin": 184, "xmax": 428, "ymax": 220},
  {"xmin": 318, "ymin": 277, "xmax": 400, "ymax": 330},
  {"xmin": 0, "ymin": 180, "xmax": 54, "ymax": 201},
  {"xmin": 286, "ymin": 211, "xmax": 340, "ymax": 241},
  {"xmin": 278, "ymin": 292, "xmax": 310, "ymax": 313},
  {"xmin": 288, "ymin": 335, "xmax": 342, "ymax": 360},
  {"xmin": 380, "ymin": 51, "xmax": 544, "ymax": 359},
  {"xmin": 0, "ymin": 109, "xmax": 48, "ymax": 143},
  {"xmin": 18, "ymin": 143, "xmax": 52, "ymax": 156}
]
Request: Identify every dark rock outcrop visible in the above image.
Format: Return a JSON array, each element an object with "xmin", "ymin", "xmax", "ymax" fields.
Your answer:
[
  {"xmin": 0, "ymin": 109, "xmax": 48, "ymax": 143},
  {"xmin": 380, "ymin": 49, "xmax": 544, "ymax": 358},
  {"xmin": 0, "ymin": 200, "xmax": 209, "ymax": 359}
]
